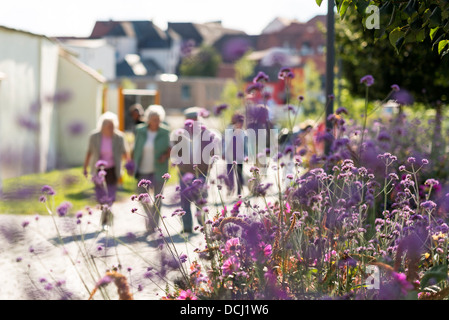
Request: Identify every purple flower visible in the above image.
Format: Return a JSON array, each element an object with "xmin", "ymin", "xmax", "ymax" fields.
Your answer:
[
  {"xmin": 253, "ymin": 71, "xmax": 269, "ymax": 83},
  {"xmin": 179, "ymin": 253, "xmax": 188, "ymax": 263},
  {"xmin": 125, "ymin": 160, "xmax": 135, "ymax": 176},
  {"xmin": 95, "ymin": 160, "xmax": 108, "ymax": 168},
  {"xmin": 21, "ymin": 220, "xmax": 29, "ymax": 228},
  {"xmin": 184, "ymin": 119, "xmax": 194, "ymax": 128},
  {"xmin": 162, "ymin": 173, "xmax": 171, "ymax": 180},
  {"xmin": 214, "ymin": 104, "xmax": 228, "ymax": 116},
  {"xmin": 198, "ymin": 108, "xmax": 210, "ymax": 118},
  {"xmin": 335, "ymin": 107, "xmax": 348, "ymax": 115},
  {"xmin": 56, "ymin": 201, "xmax": 72, "ymax": 217},
  {"xmin": 391, "ymin": 84, "xmax": 400, "ymax": 92},
  {"xmin": 284, "ymin": 145, "xmax": 294, "ymax": 155},
  {"xmin": 67, "ymin": 121, "xmax": 85, "ymax": 135},
  {"xmin": 263, "ymin": 244, "xmax": 272, "ymax": 257},
  {"xmin": 392, "ymin": 272, "xmax": 414, "ymax": 295},
  {"xmin": 392, "ymin": 89, "xmax": 414, "ymax": 105},
  {"xmin": 138, "ymin": 179, "xmax": 152, "ymax": 188},
  {"xmin": 96, "ymin": 275, "xmax": 112, "ymax": 287},
  {"xmin": 425, "ymin": 179, "xmax": 439, "ymax": 187},
  {"xmin": 44, "ymin": 283, "xmax": 54, "ymax": 291},
  {"xmin": 41, "ymin": 185, "xmax": 56, "ymax": 196},
  {"xmin": 278, "ymin": 67, "xmax": 294, "ymax": 80},
  {"xmin": 246, "ymin": 82, "xmax": 265, "ymax": 94},
  {"xmin": 421, "ymin": 200, "xmax": 437, "ymax": 210},
  {"xmin": 247, "ymin": 104, "xmax": 269, "ymax": 124},
  {"xmin": 360, "ymin": 75, "xmax": 374, "ymax": 87}
]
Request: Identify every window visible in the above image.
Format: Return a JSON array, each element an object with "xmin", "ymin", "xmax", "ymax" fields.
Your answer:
[{"xmin": 181, "ymin": 84, "xmax": 191, "ymax": 100}]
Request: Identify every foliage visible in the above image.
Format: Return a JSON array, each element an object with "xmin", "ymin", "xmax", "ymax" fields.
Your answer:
[
  {"xmin": 6, "ymin": 68, "xmax": 449, "ymax": 301},
  {"xmin": 335, "ymin": 5, "xmax": 449, "ymax": 105},
  {"xmin": 317, "ymin": 0, "xmax": 449, "ymax": 56},
  {"xmin": 179, "ymin": 45, "xmax": 222, "ymax": 77}
]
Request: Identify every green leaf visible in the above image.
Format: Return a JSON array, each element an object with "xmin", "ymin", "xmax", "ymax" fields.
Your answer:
[
  {"xmin": 404, "ymin": 0, "xmax": 417, "ymax": 17},
  {"xmin": 339, "ymin": 0, "xmax": 351, "ymax": 19},
  {"xmin": 430, "ymin": 27, "xmax": 440, "ymax": 41},
  {"xmin": 420, "ymin": 264, "xmax": 448, "ymax": 290},
  {"xmin": 429, "ymin": 7, "xmax": 442, "ymax": 28},
  {"xmin": 316, "ymin": 0, "xmax": 323, "ymax": 6},
  {"xmin": 416, "ymin": 28, "xmax": 426, "ymax": 42},
  {"xmin": 389, "ymin": 27, "xmax": 405, "ymax": 52},
  {"xmin": 438, "ymin": 40, "xmax": 449, "ymax": 54},
  {"xmin": 355, "ymin": 0, "xmax": 370, "ymax": 14}
]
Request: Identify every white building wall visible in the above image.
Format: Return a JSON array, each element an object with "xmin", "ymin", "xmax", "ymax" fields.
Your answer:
[
  {"xmin": 55, "ymin": 53, "xmax": 105, "ymax": 167},
  {"xmin": 105, "ymin": 36, "xmax": 137, "ymax": 63},
  {"xmin": 38, "ymin": 37, "xmax": 59, "ymax": 172},
  {"xmin": 62, "ymin": 41, "xmax": 116, "ymax": 81},
  {"xmin": 140, "ymin": 48, "xmax": 171, "ymax": 74},
  {"xmin": 0, "ymin": 28, "xmax": 44, "ymax": 178},
  {"xmin": 0, "ymin": 26, "xmax": 105, "ymax": 182}
]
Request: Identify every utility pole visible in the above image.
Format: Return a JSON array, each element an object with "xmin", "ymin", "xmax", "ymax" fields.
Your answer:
[{"xmin": 324, "ymin": 0, "xmax": 335, "ymax": 155}]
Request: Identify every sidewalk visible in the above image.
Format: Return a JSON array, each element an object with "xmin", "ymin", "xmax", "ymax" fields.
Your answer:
[{"xmin": 0, "ymin": 160, "xmax": 287, "ymax": 300}]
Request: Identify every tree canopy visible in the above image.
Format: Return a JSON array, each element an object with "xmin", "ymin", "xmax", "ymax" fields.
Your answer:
[
  {"xmin": 335, "ymin": 7, "xmax": 449, "ymax": 105},
  {"xmin": 317, "ymin": 0, "xmax": 449, "ymax": 56}
]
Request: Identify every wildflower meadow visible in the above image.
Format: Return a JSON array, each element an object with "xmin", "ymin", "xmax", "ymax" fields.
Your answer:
[
  {"xmin": 3, "ymin": 65, "xmax": 449, "ymax": 304},
  {"xmin": 2, "ymin": 2, "xmax": 449, "ymax": 307}
]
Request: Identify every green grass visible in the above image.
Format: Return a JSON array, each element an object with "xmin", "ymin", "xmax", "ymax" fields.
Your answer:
[{"xmin": 0, "ymin": 165, "xmax": 179, "ymax": 216}]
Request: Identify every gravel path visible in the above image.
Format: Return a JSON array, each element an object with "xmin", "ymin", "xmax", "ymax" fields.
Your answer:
[
  {"xmin": 0, "ymin": 189, "xmax": 207, "ymax": 300},
  {"xmin": 0, "ymin": 159, "xmax": 290, "ymax": 300}
]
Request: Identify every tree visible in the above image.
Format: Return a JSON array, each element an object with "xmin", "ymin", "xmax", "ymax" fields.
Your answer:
[
  {"xmin": 317, "ymin": 0, "xmax": 449, "ymax": 55},
  {"xmin": 335, "ymin": 6, "xmax": 449, "ymax": 160},
  {"xmin": 179, "ymin": 45, "xmax": 222, "ymax": 77},
  {"xmin": 336, "ymin": 7, "xmax": 449, "ymax": 105}
]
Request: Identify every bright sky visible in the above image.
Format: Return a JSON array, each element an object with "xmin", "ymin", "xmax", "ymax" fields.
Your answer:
[{"xmin": 0, "ymin": 0, "xmax": 327, "ymax": 37}]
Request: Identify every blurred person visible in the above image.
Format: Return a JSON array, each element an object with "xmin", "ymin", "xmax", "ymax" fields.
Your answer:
[
  {"xmin": 129, "ymin": 103, "xmax": 145, "ymax": 131},
  {"xmin": 132, "ymin": 104, "xmax": 171, "ymax": 234},
  {"xmin": 83, "ymin": 111, "xmax": 130, "ymax": 230},
  {"xmin": 223, "ymin": 112, "xmax": 246, "ymax": 195},
  {"xmin": 173, "ymin": 107, "xmax": 219, "ymax": 234}
]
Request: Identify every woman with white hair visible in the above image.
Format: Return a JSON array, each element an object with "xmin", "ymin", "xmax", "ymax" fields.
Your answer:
[
  {"xmin": 83, "ymin": 112, "xmax": 130, "ymax": 229},
  {"xmin": 132, "ymin": 104, "xmax": 171, "ymax": 233}
]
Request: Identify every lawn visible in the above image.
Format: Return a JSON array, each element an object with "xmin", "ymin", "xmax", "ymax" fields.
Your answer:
[{"xmin": 0, "ymin": 166, "xmax": 178, "ymax": 215}]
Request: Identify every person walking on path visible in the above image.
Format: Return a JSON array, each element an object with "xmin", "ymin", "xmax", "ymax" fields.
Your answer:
[
  {"xmin": 132, "ymin": 105, "xmax": 171, "ymax": 234},
  {"xmin": 173, "ymin": 107, "xmax": 220, "ymax": 233},
  {"xmin": 83, "ymin": 111, "xmax": 130, "ymax": 230},
  {"xmin": 223, "ymin": 112, "xmax": 246, "ymax": 196}
]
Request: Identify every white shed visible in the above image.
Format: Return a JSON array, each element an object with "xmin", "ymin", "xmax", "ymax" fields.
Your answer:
[{"xmin": 0, "ymin": 25, "xmax": 105, "ymax": 184}]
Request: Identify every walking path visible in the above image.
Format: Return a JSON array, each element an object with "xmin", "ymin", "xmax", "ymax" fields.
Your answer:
[{"xmin": 0, "ymin": 159, "xmax": 293, "ymax": 300}]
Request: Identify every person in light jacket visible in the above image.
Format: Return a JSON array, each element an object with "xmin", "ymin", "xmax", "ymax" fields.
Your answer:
[
  {"xmin": 132, "ymin": 105, "xmax": 171, "ymax": 233},
  {"xmin": 83, "ymin": 111, "xmax": 130, "ymax": 229}
]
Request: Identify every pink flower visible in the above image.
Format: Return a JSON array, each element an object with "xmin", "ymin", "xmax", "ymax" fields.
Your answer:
[
  {"xmin": 162, "ymin": 173, "xmax": 171, "ymax": 180},
  {"xmin": 263, "ymin": 244, "xmax": 272, "ymax": 257},
  {"xmin": 225, "ymin": 238, "xmax": 240, "ymax": 255},
  {"xmin": 177, "ymin": 289, "xmax": 198, "ymax": 300},
  {"xmin": 222, "ymin": 256, "xmax": 240, "ymax": 276},
  {"xmin": 392, "ymin": 272, "xmax": 414, "ymax": 295}
]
